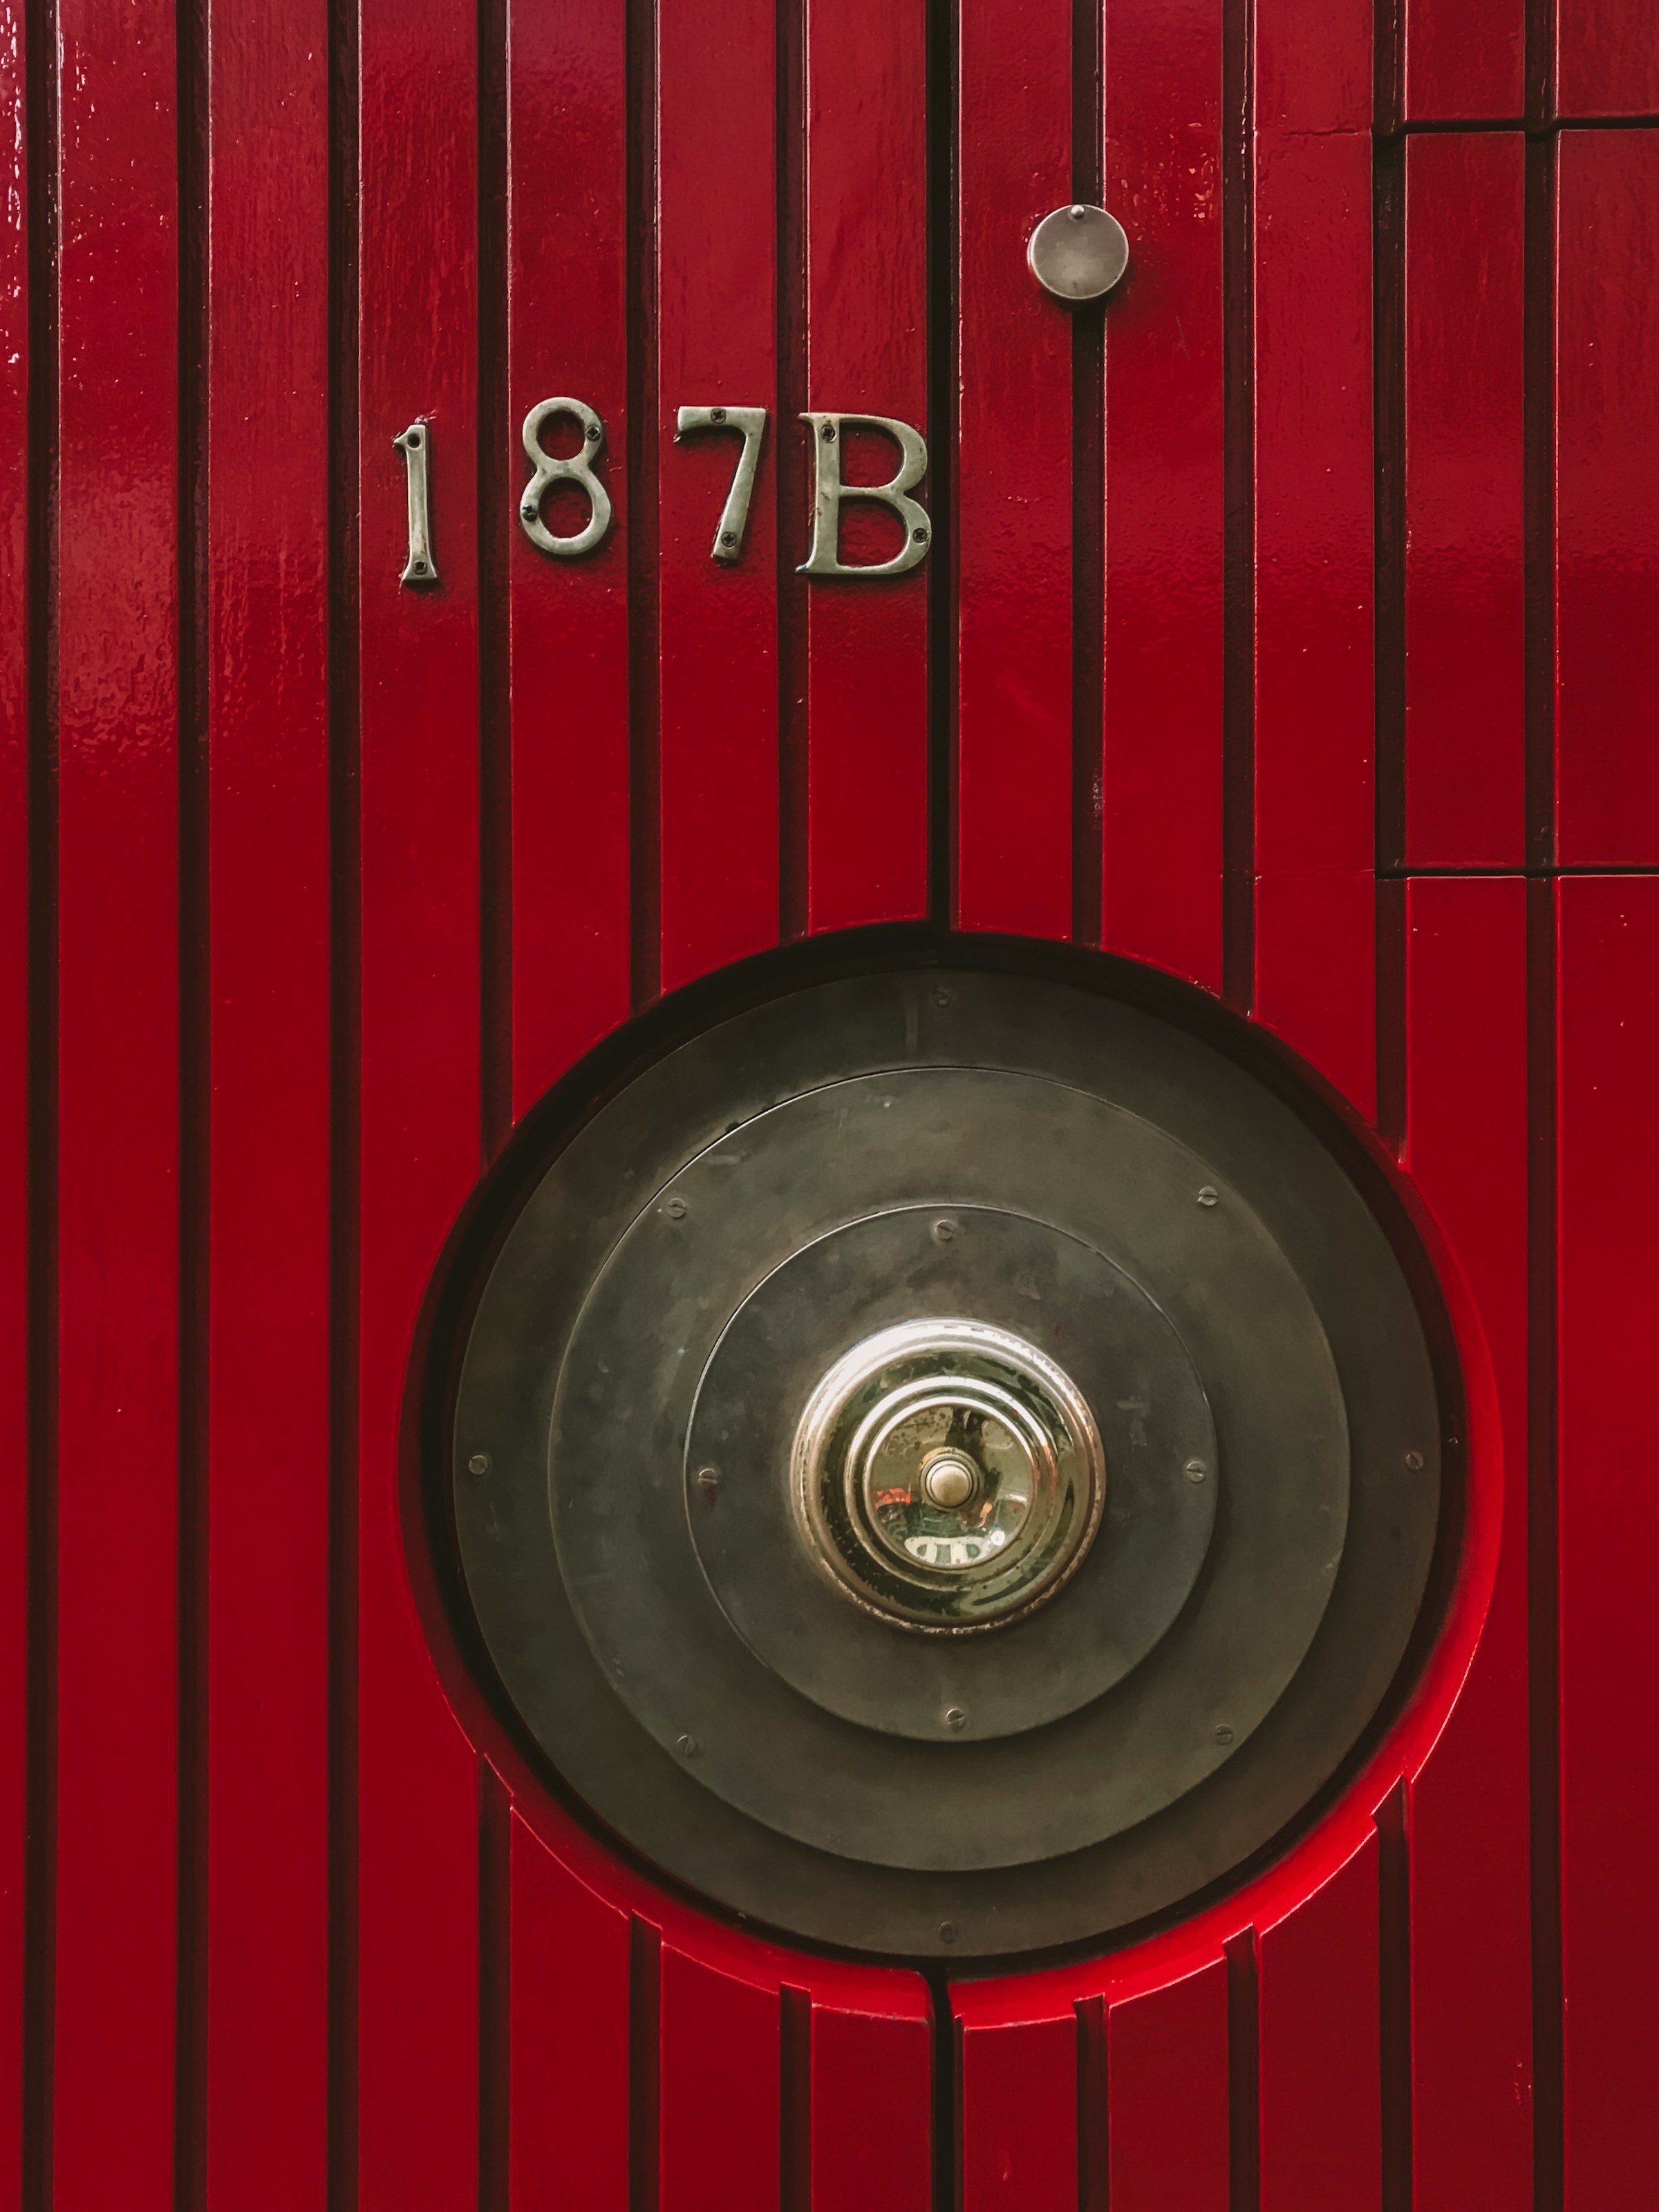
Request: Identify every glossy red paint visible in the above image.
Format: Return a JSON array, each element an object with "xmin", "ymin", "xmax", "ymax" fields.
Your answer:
[
  {"xmin": 1404, "ymin": 133, "xmax": 1526, "ymax": 869},
  {"xmin": 203, "ymin": 5, "xmax": 332, "ymax": 2206},
  {"xmin": 53, "ymin": 8, "xmax": 182, "ymax": 2210},
  {"xmin": 15, "ymin": 3, "xmax": 1659, "ymax": 2204},
  {"xmin": 1555, "ymin": 130, "xmax": 1659, "ymax": 865},
  {"xmin": 1556, "ymin": 877, "xmax": 1659, "ymax": 2205},
  {"xmin": 1099, "ymin": 0, "xmax": 1226, "ymax": 990}
]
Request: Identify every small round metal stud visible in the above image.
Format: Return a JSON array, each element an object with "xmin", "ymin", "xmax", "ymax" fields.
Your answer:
[
  {"xmin": 1027, "ymin": 202, "xmax": 1130, "ymax": 302},
  {"xmin": 1405, "ymin": 1450, "xmax": 1425, "ymax": 1470},
  {"xmin": 1197, "ymin": 1185, "xmax": 1219, "ymax": 1208},
  {"xmin": 1215, "ymin": 1724, "xmax": 1235, "ymax": 1745},
  {"xmin": 944, "ymin": 1705, "xmax": 968, "ymax": 1732},
  {"xmin": 676, "ymin": 1733, "xmax": 697, "ymax": 1757},
  {"xmin": 939, "ymin": 1921, "xmax": 958, "ymax": 1943},
  {"xmin": 664, "ymin": 1195, "xmax": 687, "ymax": 1219},
  {"xmin": 1184, "ymin": 1459, "xmax": 1208, "ymax": 1484},
  {"xmin": 932, "ymin": 1217, "xmax": 956, "ymax": 1243},
  {"xmin": 467, "ymin": 1452, "xmax": 489, "ymax": 1477}
]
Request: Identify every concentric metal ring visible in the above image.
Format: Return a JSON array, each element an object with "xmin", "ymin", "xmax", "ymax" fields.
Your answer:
[{"xmin": 792, "ymin": 1318, "xmax": 1106, "ymax": 1631}]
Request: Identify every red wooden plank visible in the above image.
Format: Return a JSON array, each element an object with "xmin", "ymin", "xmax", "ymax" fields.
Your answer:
[
  {"xmin": 658, "ymin": 1942, "xmax": 779, "ymax": 2212},
  {"xmin": 1556, "ymin": 876, "xmax": 1659, "ymax": 2205},
  {"xmin": 1251, "ymin": 75, "xmax": 1374, "ymax": 1111},
  {"xmin": 52, "ymin": 4, "xmax": 181, "ymax": 2206},
  {"xmin": 955, "ymin": 0, "xmax": 1073, "ymax": 940},
  {"xmin": 1403, "ymin": 133, "xmax": 1526, "ymax": 869},
  {"xmin": 656, "ymin": 0, "xmax": 779, "ymax": 991},
  {"xmin": 507, "ymin": 0, "xmax": 631, "ymax": 1113},
  {"xmin": 809, "ymin": 1983, "xmax": 932, "ymax": 2212},
  {"xmin": 355, "ymin": 4, "xmax": 483, "ymax": 2206},
  {"xmin": 1098, "ymin": 0, "xmax": 1225, "ymax": 990},
  {"xmin": 203, "ymin": 5, "xmax": 331, "ymax": 2205},
  {"xmin": 801, "ymin": 0, "xmax": 929, "ymax": 932},
  {"xmin": 1107, "ymin": 1960, "xmax": 1229, "ymax": 2212},
  {"xmin": 1555, "ymin": 131, "xmax": 1659, "ymax": 865},
  {"xmin": 958, "ymin": 2009, "xmax": 1076, "ymax": 2212},
  {"xmin": 0, "ymin": 1, "xmax": 27, "ymax": 2188},
  {"xmin": 1403, "ymin": 0, "xmax": 1526, "ymax": 120},
  {"xmin": 507, "ymin": 1812, "xmax": 630, "ymax": 2212},
  {"xmin": 1257, "ymin": 1835, "xmax": 1382, "ymax": 2212},
  {"xmin": 1400, "ymin": 877, "xmax": 1531, "ymax": 2212},
  {"xmin": 1556, "ymin": 1, "xmax": 1659, "ymax": 118}
]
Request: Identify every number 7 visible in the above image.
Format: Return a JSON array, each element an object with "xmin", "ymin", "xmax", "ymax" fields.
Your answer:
[{"xmin": 674, "ymin": 406, "xmax": 768, "ymax": 563}]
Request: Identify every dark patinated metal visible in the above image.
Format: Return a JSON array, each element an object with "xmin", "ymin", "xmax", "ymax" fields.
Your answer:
[{"xmin": 451, "ymin": 965, "xmax": 1444, "ymax": 1958}]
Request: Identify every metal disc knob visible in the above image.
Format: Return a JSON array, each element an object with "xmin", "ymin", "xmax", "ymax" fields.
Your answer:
[
  {"xmin": 792, "ymin": 1317, "xmax": 1106, "ymax": 1631},
  {"xmin": 1027, "ymin": 203, "xmax": 1130, "ymax": 301}
]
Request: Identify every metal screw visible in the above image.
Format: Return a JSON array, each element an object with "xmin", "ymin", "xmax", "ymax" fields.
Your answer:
[
  {"xmin": 696, "ymin": 1465, "xmax": 720, "ymax": 1504},
  {"xmin": 467, "ymin": 1452, "xmax": 489, "ymax": 1477},
  {"xmin": 721, "ymin": 530, "xmax": 737, "ymax": 545},
  {"xmin": 711, "ymin": 406, "xmax": 727, "ymax": 422},
  {"xmin": 939, "ymin": 1921, "xmax": 958, "ymax": 1943},
  {"xmin": 912, "ymin": 526, "xmax": 928, "ymax": 543},
  {"xmin": 1405, "ymin": 1450, "xmax": 1425, "ymax": 1470},
  {"xmin": 1069, "ymin": 204, "xmax": 1088, "ymax": 220},
  {"xmin": 521, "ymin": 501, "xmax": 537, "ymax": 516},
  {"xmin": 821, "ymin": 422, "xmax": 836, "ymax": 441},
  {"xmin": 1197, "ymin": 1185, "xmax": 1219, "ymax": 1208},
  {"xmin": 676, "ymin": 1733, "xmax": 697, "ymax": 1757},
  {"xmin": 664, "ymin": 1195, "xmax": 687, "ymax": 1219},
  {"xmin": 932, "ymin": 984, "xmax": 954, "ymax": 1007},
  {"xmin": 585, "ymin": 422, "xmax": 601, "ymax": 440},
  {"xmin": 944, "ymin": 1706, "xmax": 968, "ymax": 1732},
  {"xmin": 1184, "ymin": 1459, "xmax": 1208, "ymax": 1484},
  {"xmin": 1215, "ymin": 1724, "xmax": 1235, "ymax": 1745},
  {"xmin": 932, "ymin": 1218, "xmax": 955, "ymax": 1243}
]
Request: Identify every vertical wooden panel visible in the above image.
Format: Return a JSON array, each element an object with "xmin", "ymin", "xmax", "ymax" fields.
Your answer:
[
  {"xmin": 958, "ymin": 2010, "xmax": 1076, "ymax": 2212},
  {"xmin": 1556, "ymin": 2, "xmax": 1659, "ymax": 118},
  {"xmin": 1251, "ymin": 0, "xmax": 1374, "ymax": 1112},
  {"xmin": 507, "ymin": 1814, "xmax": 630, "ymax": 2212},
  {"xmin": 1401, "ymin": 877, "xmax": 1531, "ymax": 2212},
  {"xmin": 809, "ymin": 1987, "xmax": 932, "ymax": 2212},
  {"xmin": 507, "ymin": 0, "xmax": 632, "ymax": 1112},
  {"xmin": 1257, "ymin": 1836, "xmax": 1382, "ymax": 2212},
  {"xmin": 1403, "ymin": 0, "xmax": 1526, "ymax": 120},
  {"xmin": 1107, "ymin": 1961, "xmax": 1230, "ymax": 2212},
  {"xmin": 656, "ymin": 0, "xmax": 779, "ymax": 991},
  {"xmin": 1403, "ymin": 133, "xmax": 1526, "ymax": 869},
  {"xmin": 355, "ymin": 4, "xmax": 482, "ymax": 2206},
  {"xmin": 1556, "ymin": 877, "xmax": 1659, "ymax": 2206},
  {"xmin": 1555, "ymin": 131, "xmax": 1659, "ymax": 865},
  {"xmin": 1099, "ymin": 0, "xmax": 1226, "ymax": 991},
  {"xmin": 955, "ymin": 0, "xmax": 1073, "ymax": 940},
  {"xmin": 658, "ymin": 1944, "xmax": 779, "ymax": 2212},
  {"xmin": 53, "ymin": 6, "xmax": 181, "ymax": 2206},
  {"xmin": 801, "ymin": 0, "xmax": 930, "ymax": 932},
  {"xmin": 0, "ymin": 1, "xmax": 26, "ymax": 2189},
  {"xmin": 203, "ymin": 4, "xmax": 331, "ymax": 2205}
]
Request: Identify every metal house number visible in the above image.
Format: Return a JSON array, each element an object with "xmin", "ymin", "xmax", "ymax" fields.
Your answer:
[{"xmin": 395, "ymin": 402, "xmax": 930, "ymax": 587}]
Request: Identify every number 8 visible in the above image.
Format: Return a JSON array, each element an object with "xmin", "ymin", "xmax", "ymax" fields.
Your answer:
[{"xmin": 519, "ymin": 397, "xmax": 612, "ymax": 558}]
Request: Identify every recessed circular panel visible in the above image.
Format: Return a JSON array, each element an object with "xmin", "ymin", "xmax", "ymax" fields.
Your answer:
[{"xmin": 449, "ymin": 963, "xmax": 1445, "ymax": 1958}]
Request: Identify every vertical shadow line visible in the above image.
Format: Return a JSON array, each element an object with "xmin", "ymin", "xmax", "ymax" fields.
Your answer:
[
  {"xmin": 477, "ymin": 0, "xmax": 511, "ymax": 1160},
  {"xmin": 326, "ymin": 0, "xmax": 362, "ymax": 2204},
  {"xmin": 174, "ymin": 1, "xmax": 211, "ymax": 2206},
  {"xmin": 1076, "ymin": 1995, "xmax": 1107, "ymax": 2212},
  {"xmin": 1220, "ymin": 0, "xmax": 1255, "ymax": 1011},
  {"xmin": 626, "ymin": 0, "xmax": 661, "ymax": 1009},
  {"xmin": 1523, "ymin": 131, "xmax": 1556, "ymax": 871},
  {"xmin": 924, "ymin": 1969, "xmax": 956, "ymax": 2212},
  {"xmin": 1069, "ymin": 0, "xmax": 1105, "ymax": 950},
  {"xmin": 628, "ymin": 1920, "xmax": 661, "ymax": 2212},
  {"xmin": 22, "ymin": 3, "xmax": 61, "ymax": 2205},
  {"xmin": 477, "ymin": 1763, "xmax": 510, "ymax": 2212},
  {"xmin": 776, "ymin": 0, "xmax": 808, "ymax": 942},
  {"xmin": 1526, "ymin": 874, "xmax": 1563, "ymax": 2212},
  {"xmin": 1377, "ymin": 1784, "xmax": 1414, "ymax": 2212},
  {"xmin": 1225, "ymin": 1929, "xmax": 1259, "ymax": 2212},
  {"xmin": 780, "ymin": 1985, "xmax": 812, "ymax": 2212},
  {"xmin": 1372, "ymin": 130, "xmax": 1405, "ymax": 877},
  {"xmin": 924, "ymin": 0, "xmax": 957, "ymax": 929}
]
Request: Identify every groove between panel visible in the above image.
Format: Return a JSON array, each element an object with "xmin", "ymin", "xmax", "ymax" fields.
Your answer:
[
  {"xmin": 1219, "ymin": 0, "xmax": 1253, "ymax": 1012},
  {"xmin": 21, "ymin": 3, "xmax": 59, "ymax": 2203},
  {"xmin": 780, "ymin": 1985, "xmax": 811, "ymax": 2211},
  {"xmin": 626, "ymin": 0, "xmax": 661, "ymax": 1009},
  {"xmin": 1522, "ymin": 131, "xmax": 1557, "ymax": 868},
  {"xmin": 926, "ymin": 1969, "xmax": 955, "ymax": 2212},
  {"xmin": 1069, "ymin": 0, "xmax": 1104, "ymax": 950},
  {"xmin": 478, "ymin": 1762, "xmax": 509, "ymax": 2212},
  {"xmin": 1076, "ymin": 1996, "xmax": 1107, "ymax": 2212},
  {"xmin": 478, "ymin": 0, "xmax": 512, "ymax": 1163},
  {"xmin": 1224, "ymin": 1929, "xmax": 1259, "ymax": 2212},
  {"xmin": 924, "ymin": 0, "xmax": 956, "ymax": 928},
  {"xmin": 1377, "ymin": 1785, "xmax": 1413, "ymax": 2212},
  {"xmin": 776, "ymin": 0, "xmax": 807, "ymax": 944},
  {"xmin": 628, "ymin": 1920, "xmax": 661, "ymax": 2212},
  {"xmin": 326, "ymin": 1, "xmax": 362, "ymax": 2201}
]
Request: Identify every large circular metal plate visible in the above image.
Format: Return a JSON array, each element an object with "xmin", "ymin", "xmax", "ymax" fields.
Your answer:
[{"xmin": 449, "ymin": 962, "xmax": 1445, "ymax": 1958}]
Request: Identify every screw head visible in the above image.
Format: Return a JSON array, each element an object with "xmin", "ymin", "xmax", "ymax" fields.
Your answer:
[
  {"xmin": 696, "ymin": 1465, "xmax": 720, "ymax": 1504},
  {"xmin": 1405, "ymin": 1449, "xmax": 1425, "ymax": 1470},
  {"xmin": 711, "ymin": 406, "xmax": 727, "ymax": 422},
  {"xmin": 932, "ymin": 1218, "xmax": 956, "ymax": 1243},
  {"xmin": 939, "ymin": 1921, "xmax": 958, "ymax": 1943},
  {"xmin": 932, "ymin": 984, "xmax": 954, "ymax": 1007},
  {"xmin": 912, "ymin": 526, "xmax": 929, "ymax": 543},
  {"xmin": 664, "ymin": 1195, "xmax": 687, "ymax": 1220},
  {"xmin": 1215, "ymin": 1724, "xmax": 1235, "ymax": 1745},
  {"xmin": 467, "ymin": 1452, "xmax": 489, "ymax": 1476},
  {"xmin": 1184, "ymin": 1459, "xmax": 1208, "ymax": 1484},
  {"xmin": 1197, "ymin": 1185, "xmax": 1219, "ymax": 1208},
  {"xmin": 821, "ymin": 422, "xmax": 836, "ymax": 441},
  {"xmin": 944, "ymin": 1705, "xmax": 968, "ymax": 1732},
  {"xmin": 1069, "ymin": 203, "xmax": 1088, "ymax": 220},
  {"xmin": 721, "ymin": 529, "xmax": 737, "ymax": 545},
  {"xmin": 676, "ymin": 1733, "xmax": 697, "ymax": 1757},
  {"xmin": 585, "ymin": 422, "xmax": 601, "ymax": 440}
]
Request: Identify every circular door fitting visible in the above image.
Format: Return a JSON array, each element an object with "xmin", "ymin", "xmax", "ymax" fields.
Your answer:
[{"xmin": 449, "ymin": 962, "xmax": 1447, "ymax": 1960}]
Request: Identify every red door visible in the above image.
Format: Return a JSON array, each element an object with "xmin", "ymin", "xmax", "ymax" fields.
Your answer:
[{"xmin": 6, "ymin": 1, "xmax": 1659, "ymax": 2207}]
